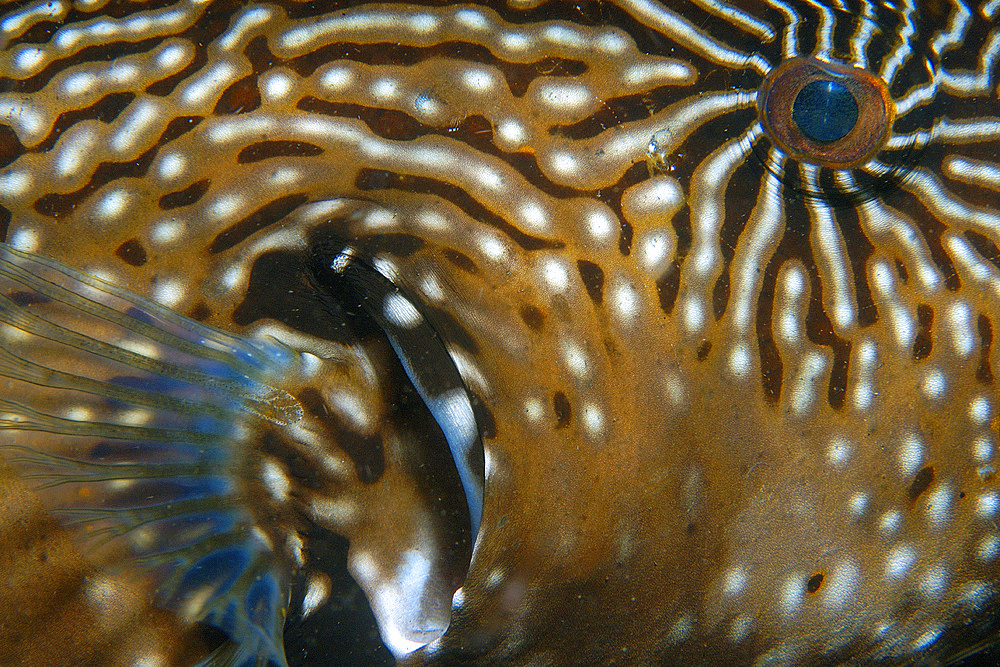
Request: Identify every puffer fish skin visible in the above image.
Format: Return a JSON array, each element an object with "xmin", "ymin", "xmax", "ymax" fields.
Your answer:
[{"xmin": 0, "ymin": 0, "xmax": 998, "ymax": 665}]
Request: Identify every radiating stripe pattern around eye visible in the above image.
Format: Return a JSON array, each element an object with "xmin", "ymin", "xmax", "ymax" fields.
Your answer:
[{"xmin": 0, "ymin": 0, "xmax": 999, "ymax": 665}]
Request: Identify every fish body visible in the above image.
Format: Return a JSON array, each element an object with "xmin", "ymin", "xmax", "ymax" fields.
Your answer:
[{"xmin": 0, "ymin": 0, "xmax": 999, "ymax": 665}]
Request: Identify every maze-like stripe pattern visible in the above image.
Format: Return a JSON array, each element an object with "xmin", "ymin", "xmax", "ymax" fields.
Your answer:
[{"xmin": 1, "ymin": 1, "xmax": 1000, "ymax": 665}]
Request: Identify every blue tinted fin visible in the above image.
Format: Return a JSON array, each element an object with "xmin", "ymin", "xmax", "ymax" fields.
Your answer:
[
  {"xmin": 327, "ymin": 248, "xmax": 485, "ymax": 538},
  {"xmin": 0, "ymin": 242, "xmax": 302, "ymax": 666}
]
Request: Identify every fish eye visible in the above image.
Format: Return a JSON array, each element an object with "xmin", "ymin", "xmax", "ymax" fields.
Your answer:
[
  {"xmin": 758, "ymin": 57, "xmax": 893, "ymax": 170},
  {"xmin": 791, "ymin": 79, "xmax": 858, "ymax": 144}
]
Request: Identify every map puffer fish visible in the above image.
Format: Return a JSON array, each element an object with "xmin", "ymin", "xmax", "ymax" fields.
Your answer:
[{"xmin": 0, "ymin": 0, "xmax": 999, "ymax": 665}]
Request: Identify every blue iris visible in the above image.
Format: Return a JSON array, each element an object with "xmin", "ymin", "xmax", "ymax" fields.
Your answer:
[{"xmin": 792, "ymin": 79, "xmax": 859, "ymax": 144}]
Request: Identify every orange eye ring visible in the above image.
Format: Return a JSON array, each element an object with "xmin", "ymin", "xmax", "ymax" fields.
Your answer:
[{"xmin": 758, "ymin": 57, "xmax": 895, "ymax": 169}]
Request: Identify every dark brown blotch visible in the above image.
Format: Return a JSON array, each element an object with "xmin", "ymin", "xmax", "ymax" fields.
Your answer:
[
  {"xmin": 209, "ymin": 193, "xmax": 309, "ymax": 254},
  {"xmin": 214, "ymin": 75, "xmax": 261, "ymax": 115},
  {"xmin": 0, "ymin": 205, "xmax": 9, "ymax": 243},
  {"xmin": 696, "ymin": 340, "xmax": 712, "ymax": 361},
  {"xmin": 895, "ymin": 258, "xmax": 909, "ymax": 283},
  {"xmin": 237, "ymin": 140, "xmax": 324, "ymax": 164},
  {"xmin": 807, "ymin": 573, "xmax": 823, "ymax": 593},
  {"xmin": 520, "ymin": 304, "xmax": 545, "ymax": 331},
  {"xmin": 978, "ymin": 314, "xmax": 994, "ymax": 384},
  {"xmin": 577, "ymin": 259, "xmax": 605, "ymax": 306},
  {"xmin": 913, "ymin": 304, "xmax": 933, "ymax": 361},
  {"xmin": 189, "ymin": 302, "xmax": 212, "ymax": 322},
  {"xmin": 159, "ymin": 179, "xmax": 210, "ymax": 210},
  {"xmin": 470, "ymin": 393, "xmax": 497, "ymax": 440},
  {"xmin": 115, "ymin": 238, "xmax": 148, "ymax": 267},
  {"xmin": 443, "ymin": 248, "xmax": 478, "ymax": 274},
  {"xmin": 553, "ymin": 391, "xmax": 571, "ymax": 428},
  {"xmin": 907, "ymin": 465, "xmax": 935, "ymax": 501}
]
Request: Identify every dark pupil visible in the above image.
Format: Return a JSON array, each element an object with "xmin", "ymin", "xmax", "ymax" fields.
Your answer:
[{"xmin": 791, "ymin": 79, "xmax": 859, "ymax": 144}]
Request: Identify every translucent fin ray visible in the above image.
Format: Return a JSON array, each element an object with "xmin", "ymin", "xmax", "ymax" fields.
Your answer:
[{"xmin": 0, "ymin": 242, "xmax": 304, "ymax": 666}]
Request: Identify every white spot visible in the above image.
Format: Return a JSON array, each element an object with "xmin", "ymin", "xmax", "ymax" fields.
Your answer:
[
  {"xmin": 415, "ymin": 208, "xmax": 448, "ymax": 231},
  {"xmin": 151, "ymin": 278, "xmax": 185, "ymax": 308},
  {"xmin": 209, "ymin": 193, "xmax": 243, "ymax": 220},
  {"xmin": 912, "ymin": 626, "xmax": 943, "ymax": 651},
  {"xmin": 408, "ymin": 12, "xmax": 438, "ymax": 33},
  {"xmin": 948, "ymin": 301, "xmax": 975, "ymax": 356},
  {"xmin": 521, "ymin": 202, "xmax": 548, "ymax": 230},
  {"xmin": 879, "ymin": 510, "xmax": 902, "ymax": 535},
  {"xmin": 821, "ymin": 560, "xmax": 858, "ymax": 608},
  {"xmin": 156, "ymin": 152, "xmax": 186, "ymax": 181},
  {"xmin": 663, "ymin": 372, "xmax": 686, "ymax": 407},
  {"xmin": 919, "ymin": 566, "xmax": 947, "ymax": 599},
  {"xmin": 780, "ymin": 574, "xmax": 804, "ymax": 613},
  {"xmin": 920, "ymin": 368, "xmax": 946, "ymax": 400},
  {"xmin": 63, "ymin": 406, "xmax": 92, "ymax": 422},
  {"xmin": 587, "ymin": 210, "xmax": 616, "ymax": 241},
  {"xmin": 978, "ymin": 534, "xmax": 999, "ymax": 562},
  {"xmin": 925, "ymin": 484, "xmax": 952, "ymax": 528},
  {"xmin": 523, "ymin": 398, "xmax": 544, "ymax": 422},
  {"xmin": 483, "ymin": 447, "xmax": 496, "ymax": 480},
  {"xmin": 412, "ymin": 92, "xmax": 441, "ymax": 117},
  {"xmin": 0, "ymin": 170, "xmax": 30, "ymax": 196},
  {"xmin": 536, "ymin": 81, "xmax": 592, "ymax": 109},
  {"xmin": 96, "ymin": 188, "xmax": 129, "ymax": 221},
  {"xmin": 581, "ymin": 403, "xmax": 604, "ymax": 435},
  {"xmin": 370, "ymin": 78, "xmax": 398, "ymax": 101},
  {"xmin": 496, "ymin": 119, "xmax": 526, "ymax": 147},
  {"xmin": 462, "ymin": 68, "xmax": 495, "ymax": 92},
  {"xmin": 848, "ymin": 492, "xmax": 868, "ymax": 518},
  {"xmin": 728, "ymin": 344, "xmax": 751, "ymax": 378},
  {"xmin": 722, "ymin": 566, "xmax": 746, "ymax": 596},
  {"xmin": 959, "ymin": 580, "xmax": 991, "ymax": 609},
  {"xmin": 977, "ymin": 492, "xmax": 999, "ymax": 519},
  {"xmin": 562, "ymin": 341, "xmax": 588, "ymax": 378},
  {"xmin": 310, "ymin": 496, "xmax": 357, "ymax": 526},
  {"xmin": 973, "ymin": 435, "xmax": 994, "ymax": 463},
  {"xmin": 729, "ymin": 614, "xmax": 753, "ymax": 643},
  {"xmin": 970, "ymin": 396, "xmax": 992, "ymax": 425},
  {"xmin": 885, "ymin": 544, "xmax": 915, "ymax": 579},
  {"xmin": 639, "ymin": 232, "xmax": 674, "ymax": 274},
  {"xmin": 262, "ymin": 460, "xmax": 290, "ymax": 500},
  {"xmin": 7, "ymin": 227, "xmax": 38, "ymax": 252},
  {"xmin": 613, "ymin": 280, "xmax": 640, "ymax": 322},
  {"xmin": 262, "ymin": 71, "xmax": 294, "ymax": 100},
  {"xmin": 898, "ymin": 433, "xmax": 924, "ymax": 477},
  {"xmin": 666, "ymin": 614, "xmax": 693, "ymax": 645},
  {"xmin": 827, "ymin": 437, "xmax": 851, "ymax": 469},
  {"xmin": 419, "ymin": 273, "xmax": 445, "ymax": 302},
  {"xmin": 383, "ymin": 292, "xmax": 423, "ymax": 329},
  {"xmin": 301, "ymin": 573, "xmax": 332, "ymax": 619},
  {"xmin": 479, "ymin": 235, "xmax": 507, "ymax": 261},
  {"xmin": 329, "ymin": 391, "xmax": 372, "ymax": 432},
  {"xmin": 12, "ymin": 45, "xmax": 44, "ymax": 73},
  {"xmin": 156, "ymin": 42, "xmax": 189, "ymax": 70},
  {"xmin": 62, "ymin": 71, "xmax": 96, "ymax": 96},
  {"xmin": 541, "ymin": 257, "xmax": 569, "ymax": 292},
  {"xmin": 320, "ymin": 65, "xmax": 354, "ymax": 90},
  {"xmin": 683, "ymin": 297, "xmax": 704, "ymax": 333}
]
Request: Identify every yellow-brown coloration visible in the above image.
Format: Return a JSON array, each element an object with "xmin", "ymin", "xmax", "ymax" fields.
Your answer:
[{"xmin": 0, "ymin": 1, "xmax": 998, "ymax": 665}]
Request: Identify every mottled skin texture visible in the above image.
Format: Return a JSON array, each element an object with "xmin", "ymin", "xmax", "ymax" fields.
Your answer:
[{"xmin": 0, "ymin": 0, "xmax": 999, "ymax": 665}]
